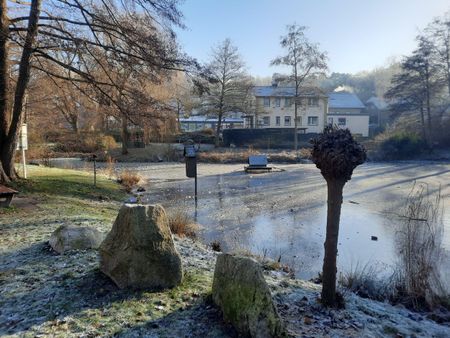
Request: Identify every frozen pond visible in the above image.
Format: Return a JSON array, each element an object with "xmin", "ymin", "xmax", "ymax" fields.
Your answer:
[
  {"xmin": 47, "ymin": 158, "xmax": 450, "ymax": 280},
  {"xmin": 140, "ymin": 162, "xmax": 450, "ymax": 280}
]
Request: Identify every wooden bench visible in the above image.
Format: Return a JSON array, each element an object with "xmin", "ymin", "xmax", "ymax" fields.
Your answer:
[{"xmin": 0, "ymin": 185, "xmax": 18, "ymax": 208}]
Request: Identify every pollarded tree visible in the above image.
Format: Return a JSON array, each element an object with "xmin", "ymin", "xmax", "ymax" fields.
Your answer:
[
  {"xmin": 271, "ymin": 24, "xmax": 327, "ymax": 150},
  {"xmin": 310, "ymin": 126, "xmax": 366, "ymax": 307}
]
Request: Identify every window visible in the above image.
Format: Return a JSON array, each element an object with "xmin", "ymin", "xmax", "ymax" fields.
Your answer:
[
  {"xmin": 328, "ymin": 117, "xmax": 334, "ymax": 125},
  {"xmin": 308, "ymin": 116, "xmax": 318, "ymax": 126},
  {"xmin": 262, "ymin": 116, "xmax": 270, "ymax": 126},
  {"xmin": 308, "ymin": 97, "xmax": 319, "ymax": 106},
  {"xmin": 285, "ymin": 98, "xmax": 291, "ymax": 107},
  {"xmin": 338, "ymin": 118, "xmax": 346, "ymax": 126},
  {"xmin": 275, "ymin": 98, "xmax": 281, "ymax": 107},
  {"xmin": 284, "ymin": 116, "xmax": 291, "ymax": 126},
  {"xmin": 295, "ymin": 116, "xmax": 302, "ymax": 125},
  {"xmin": 264, "ymin": 97, "xmax": 270, "ymax": 107},
  {"xmin": 275, "ymin": 116, "xmax": 281, "ymax": 126}
]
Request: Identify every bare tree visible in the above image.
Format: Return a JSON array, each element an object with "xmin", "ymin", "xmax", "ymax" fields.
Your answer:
[
  {"xmin": 426, "ymin": 13, "xmax": 450, "ymax": 97},
  {"xmin": 0, "ymin": 0, "xmax": 202, "ymax": 183},
  {"xmin": 201, "ymin": 39, "xmax": 252, "ymax": 147},
  {"xmin": 271, "ymin": 24, "xmax": 327, "ymax": 150},
  {"xmin": 310, "ymin": 127, "xmax": 366, "ymax": 307}
]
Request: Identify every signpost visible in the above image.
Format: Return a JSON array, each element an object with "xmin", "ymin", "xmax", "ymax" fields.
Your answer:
[
  {"xmin": 16, "ymin": 123, "xmax": 28, "ymax": 179},
  {"xmin": 184, "ymin": 142, "xmax": 198, "ymax": 205}
]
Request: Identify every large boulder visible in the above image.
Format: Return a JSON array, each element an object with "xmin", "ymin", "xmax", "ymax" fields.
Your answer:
[
  {"xmin": 212, "ymin": 254, "xmax": 285, "ymax": 338},
  {"xmin": 49, "ymin": 225, "xmax": 105, "ymax": 254},
  {"xmin": 99, "ymin": 204, "xmax": 183, "ymax": 290}
]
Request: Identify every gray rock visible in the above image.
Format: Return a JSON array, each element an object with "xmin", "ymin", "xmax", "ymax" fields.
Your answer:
[
  {"xmin": 212, "ymin": 254, "xmax": 285, "ymax": 338},
  {"xmin": 49, "ymin": 225, "xmax": 105, "ymax": 254},
  {"xmin": 99, "ymin": 204, "xmax": 183, "ymax": 290}
]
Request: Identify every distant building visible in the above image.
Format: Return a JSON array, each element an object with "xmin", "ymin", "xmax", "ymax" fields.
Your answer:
[
  {"xmin": 365, "ymin": 96, "xmax": 389, "ymax": 126},
  {"xmin": 247, "ymin": 85, "xmax": 328, "ymax": 133},
  {"xmin": 179, "ymin": 115, "xmax": 244, "ymax": 132},
  {"xmin": 245, "ymin": 84, "xmax": 369, "ymax": 137},
  {"xmin": 328, "ymin": 92, "xmax": 369, "ymax": 137}
]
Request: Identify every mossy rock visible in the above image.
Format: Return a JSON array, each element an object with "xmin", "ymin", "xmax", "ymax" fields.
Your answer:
[
  {"xmin": 49, "ymin": 225, "xmax": 106, "ymax": 254},
  {"xmin": 212, "ymin": 254, "xmax": 285, "ymax": 337},
  {"xmin": 100, "ymin": 204, "xmax": 183, "ymax": 290}
]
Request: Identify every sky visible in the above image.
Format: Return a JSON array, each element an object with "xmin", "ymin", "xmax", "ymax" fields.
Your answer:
[{"xmin": 175, "ymin": 0, "xmax": 450, "ymax": 77}]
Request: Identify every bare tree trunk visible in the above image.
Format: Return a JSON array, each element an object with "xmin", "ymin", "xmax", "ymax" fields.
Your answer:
[
  {"xmin": 0, "ymin": 0, "xmax": 10, "ymax": 183},
  {"xmin": 425, "ymin": 68, "xmax": 433, "ymax": 148},
  {"xmin": 215, "ymin": 110, "xmax": 223, "ymax": 148},
  {"xmin": 294, "ymin": 102, "xmax": 298, "ymax": 151},
  {"xmin": 445, "ymin": 40, "xmax": 450, "ymax": 97},
  {"xmin": 0, "ymin": 0, "xmax": 41, "ymax": 182},
  {"xmin": 321, "ymin": 179, "xmax": 345, "ymax": 307},
  {"xmin": 419, "ymin": 105, "xmax": 427, "ymax": 144},
  {"xmin": 0, "ymin": 0, "xmax": 8, "ymax": 141},
  {"xmin": 121, "ymin": 115, "xmax": 129, "ymax": 155}
]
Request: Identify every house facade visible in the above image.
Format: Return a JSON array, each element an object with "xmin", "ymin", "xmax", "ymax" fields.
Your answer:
[
  {"xmin": 245, "ymin": 85, "xmax": 368, "ymax": 137},
  {"xmin": 247, "ymin": 85, "xmax": 328, "ymax": 133},
  {"xmin": 328, "ymin": 92, "xmax": 369, "ymax": 137}
]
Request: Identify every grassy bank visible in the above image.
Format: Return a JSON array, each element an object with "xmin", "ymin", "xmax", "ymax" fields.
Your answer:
[
  {"xmin": 0, "ymin": 167, "xmax": 233, "ymax": 337},
  {"xmin": 3, "ymin": 166, "xmax": 126, "ymax": 220}
]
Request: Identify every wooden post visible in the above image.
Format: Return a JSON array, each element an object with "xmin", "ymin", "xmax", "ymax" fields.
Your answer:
[
  {"xmin": 93, "ymin": 154, "xmax": 97, "ymax": 187},
  {"xmin": 21, "ymin": 147, "xmax": 27, "ymax": 178}
]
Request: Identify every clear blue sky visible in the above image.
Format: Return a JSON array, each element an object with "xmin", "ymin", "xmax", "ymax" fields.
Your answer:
[{"xmin": 175, "ymin": 0, "xmax": 450, "ymax": 76}]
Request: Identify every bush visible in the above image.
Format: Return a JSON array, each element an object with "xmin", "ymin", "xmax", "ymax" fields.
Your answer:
[
  {"xmin": 167, "ymin": 210, "xmax": 198, "ymax": 239},
  {"xmin": 117, "ymin": 170, "xmax": 141, "ymax": 192},
  {"xmin": 200, "ymin": 128, "xmax": 215, "ymax": 136},
  {"xmin": 377, "ymin": 132, "xmax": 427, "ymax": 160},
  {"xmin": 53, "ymin": 132, "xmax": 118, "ymax": 154},
  {"xmin": 391, "ymin": 183, "xmax": 446, "ymax": 310},
  {"xmin": 210, "ymin": 240, "xmax": 222, "ymax": 252},
  {"xmin": 339, "ymin": 262, "xmax": 392, "ymax": 300}
]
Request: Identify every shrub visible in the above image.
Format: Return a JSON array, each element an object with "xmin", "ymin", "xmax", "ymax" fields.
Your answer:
[
  {"xmin": 53, "ymin": 132, "xmax": 118, "ymax": 154},
  {"xmin": 167, "ymin": 210, "xmax": 198, "ymax": 239},
  {"xmin": 200, "ymin": 128, "xmax": 215, "ymax": 135},
  {"xmin": 377, "ymin": 132, "xmax": 427, "ymax": 160},
  {"xmin": 103, "ymin": 155, "xmax": 116, "ymax": 179},
  {"xmin": 210, "ymin": 240, "xmax": 222, "ymax": 252},
  {"xmin": 391, "ymin": 183, "xmax": 446, "ymax": 310},
  {"xmin": 101, "ymin": 135, "xmax": 118, "ymax": 150},
  {"xmin": 338, "ymin": 262, "xmax": 392, "ymax": 300},
  {"xmin": 117, "ymin": 170, "xmax": 141, "ymax": 192}
]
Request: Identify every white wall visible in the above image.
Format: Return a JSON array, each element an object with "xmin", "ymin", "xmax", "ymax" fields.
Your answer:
[
  {"xmin": 256, "ymin": 96, "xmax": 327, "ymax": 133},
  {"xmin": 327, "ymin": 115, "xmax": 369, "ymax": 137}
]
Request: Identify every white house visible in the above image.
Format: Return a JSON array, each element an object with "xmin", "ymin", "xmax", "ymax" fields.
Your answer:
[
  {"xmin": 247, "ymin": 85, "xmax": 328, "ymax": 133},
  {"xmin": 246, "ymin": 85, "xmax": 369, "ymax": 137},
  {"xmin": 328, "ymin": 92, "xmax": 369, "ymax": 137}
]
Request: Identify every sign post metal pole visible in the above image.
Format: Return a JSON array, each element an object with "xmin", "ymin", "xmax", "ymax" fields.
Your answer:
[
  {"xmin": 184, "ymin": 142, "xmax": 198, "ymax": 206},
  {"xmin": 16, "ymin": 124, "xmax": 28, "ymax": 179},
  {"xmin": 194, "ymin": 170, "xmax": 198, "ymax": 206}
]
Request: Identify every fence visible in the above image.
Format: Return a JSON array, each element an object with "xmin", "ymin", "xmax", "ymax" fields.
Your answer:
[{"xmin": 222, "ymin": 128, "xmax": 317, "ymax": 149}]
